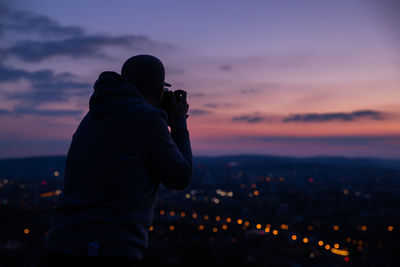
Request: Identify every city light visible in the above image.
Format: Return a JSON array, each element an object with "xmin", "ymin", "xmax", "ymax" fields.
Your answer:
[
  {"xmin": 212, "ymin": 227, "xmax": 218, "ymax": 233},
  {"xmin": 160, "ymin": 210, "xmax": 165, "ymax": 215},
  {"xmin": 325, "ymin": 244, "xmax": 331, "ymax": 250},
  {"xmin": 149, "ymin": 226, "xmax": 154, "ymax": 231},
  {"xmin": 388, "ymin": 226, "xmax": 394, "ymax": 232},
  {"xmin": 169, "ymin": 225, "xmax": 175, "ymax": 231},
  {"xmin": 333, "ymin": 225, "xmax": 339, "ymax": 231},
  {"xmin": 222, "ymin": 224, "xmax": 228, "ymax": 230},
  {"xmin": 226, "ymin": 217, "xmax": 231, "ymax": 223},
  {"xmin": 24, "ymin": 228, "xmax": 29, "ymax": 234},
  {"xmin": 265, "ymin": 227, "xmax": 270, "ymax": 233},
  {"xmin": 318, "ymin": 241, "xmax": 324, "ymax": 246},
  {"xmin": 330, "ymin": 248, "xmax": 350, "ymax": 256},
  {"xmin": 237, "ymin": 219, "xmax": 243, "ymax": 225},
  {"xmin": 361, "ymin": 225, "xmax": 367, "ymax": 231},
  {"xmin": 192, "ymin": 213, "xmax": 198, "ymax": 219},
  {"xmin": 198, "ymin": 225, "xmax": 205, "ymax": 230},
  {"xmin": 334, "ymin": 243, "xmax": 339, "ymax": 249},
  {"xmin": 256, "ymin": 224, "xmax": 262, "ymax": 229},
  {"xmin": 180, "ymin": 212, "xmax": 185, "ymax": 217},
  {"xmin": 53, "ymin": 171, "xmax": 60, "ymax": 176},
  {"xmin": 291, "ymin": 235, "xmax": 297, "ymax": 241},
  {"xmin": 215, "ymin": 216, "xmax": 221, "ymax": 221},
  {"xmin": 303, "ymin": 237, "xmax": 309, "ymax": 243},
  {"xmin": 272, "ymin": 230, "xmax": 278, "ymax": 235}
]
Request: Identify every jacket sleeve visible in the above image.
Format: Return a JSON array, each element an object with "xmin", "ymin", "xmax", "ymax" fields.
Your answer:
[{"xmin": 145, "ymin": 109, "xmax": 193, "ymax": 190}]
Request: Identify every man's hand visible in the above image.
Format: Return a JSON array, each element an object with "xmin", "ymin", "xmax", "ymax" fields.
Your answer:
[{"xmin": 171, "ymin": 90, "xmax": 189, "ymax": 117}]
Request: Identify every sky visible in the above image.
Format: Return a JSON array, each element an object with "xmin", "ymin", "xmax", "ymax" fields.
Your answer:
[{"xmin": 0, "ymin": 0, "xmax": 399, "ymax": 159}]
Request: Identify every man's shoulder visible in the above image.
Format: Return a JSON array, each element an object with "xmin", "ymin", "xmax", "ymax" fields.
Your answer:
[{"xmin": 122, "ymin": 102, "xmax": 168, "ymax": 122}]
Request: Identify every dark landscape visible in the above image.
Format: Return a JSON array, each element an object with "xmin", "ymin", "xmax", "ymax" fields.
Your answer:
[{"xmin": 0, "ymin": 155, "xmax": 399, "ymax": 266}]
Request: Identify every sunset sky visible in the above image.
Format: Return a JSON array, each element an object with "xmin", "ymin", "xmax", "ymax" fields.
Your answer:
[{"xmin": 0, "ymin": 0, "xmax": 399, "ymax": 159}]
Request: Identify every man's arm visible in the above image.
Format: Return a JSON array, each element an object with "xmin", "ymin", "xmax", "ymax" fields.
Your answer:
[{"xmin": 145, "ymin": 109, "xmax": 193, "ymax": 190}]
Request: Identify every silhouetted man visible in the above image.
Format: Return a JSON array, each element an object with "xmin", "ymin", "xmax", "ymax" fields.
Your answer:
[{"xmin": 45, "ymin": 54, "xmax": 193, "ymax": 266}]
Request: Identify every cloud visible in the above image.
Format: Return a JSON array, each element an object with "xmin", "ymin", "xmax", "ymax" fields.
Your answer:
[
  {"xmin": 0, "ymin": 6, "xmax": 174, "ymax": 62},
  {"xmin": 204, "ymin": 102, "xmax": 240, "ymax": 109},
  {"xmin": 189, "ymin": 109, "xmax": 213, "ymax": 116},
  {"xmin": 240, "ymin": 88, "xmax": 259, "ymax": 94},
  {"xmin": 232, "ymin": 113, "xmax": 265, "ymax": 123},
  {"xmin": 4, "ymin": 34, "xmax": 163, "ymax": 62},
  {"xmin": 240, "ymin": 135, "xmax": 400, "ymax": 147},
  {"xmin": 220, "ymin": 65, "xmax": 232, "ymax": 71},
  {"xmin": 0, "ymin": 64, "xmax": 91, "ymax": 103},
  {"xmin": 13, "ymin": 105, "xmax": 82, "ymax": 117},
  {"xmin": 282, "ymin": 110, "xmax": 385, "ymax": 123},
  {"xmin": 191, "ymin": 93, "xmax": 205, "ymax": 97},
  {"xmin": 0, "ymin": 108, "xmax": 11, "ymax": 115},
  {"xmin": 0, "ymin": 6, "xmax": 84, "ymax": 38},
  {"xmin": 232, "ymin": 110, "xmax": 387, "ymax": 124}
]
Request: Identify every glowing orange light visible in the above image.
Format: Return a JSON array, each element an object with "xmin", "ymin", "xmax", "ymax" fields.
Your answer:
[
  {"xmin": 226, "ymin": 217, "xmax": 231, "ymax": 223},
  {"xmin": 180, "ymin": 212, "xmax": 185, "ymax": 217},
  {"xmin": 318, "ymin": 241, "xmax": 324, "ymax": 246},
  {"xmin": 24, "ymin": 228, "xmax": 29, "ymax": 234},
  {"xmin": 361, "ymin": 225, "xmax": 367, "ymax": 231},
  {"xmin": 272, "ymin": 230, "xmax": 278, "ymax": 235},
  {"xmin": 204, "ymin": 215, "xmax": 209, "ymax": 220},
  {"xmin": 169, "ymin": 211, "xmax": 175, "ymax": 216},
  {"xmin": 333, "ymin": 225, "xmax": 339, "ymax": 231},
  {"xmin": 169, "ymin": 225, "xmax": 175, "ymax": 231},
  {"xmin": 160, "ymin": 210, "xmax": 165, "ymax": 215},
  {"xmin": 237, "ymin": 219, "xmax": 243, "ymax": 225},
  {"xmin": 253, "ymin": 190, "xmax": 259, "ymax": 196},
  {"xmin": 53, "ymin": 171, "xmax": 60, "ymax": 177},
  {"xmin": 149, "ymin": 226, "xmax": 154, "ymax": 231},
  {"xmin": 244, "ymin": 221, "xmax": 250, "ymax": 227},
  {"xmin": 388, "ymin": 225, "xmax": 394, "ymax": 231},
  {"xmin": 222, "ymin": 224, "xmax": 228, "ymax": 230},
  {"xmin": 334, "ymin": 243, "xmax": 339, "ymax": 249},
  {"xmin": 212, "ymin": 227, "xmax": 218, "ymax": 233},
  {"xmin": 303, "ymin": 237, "xmax": 309, "ymax": 243},
  {"xmin": 198, "ymin": 225, "xmax": 205, "ymax": 230},
  {"xmin": 325, "ymin": 244, "xmax": 330, "ymax": 250},
  {"xmin": 331, "ymin": 248, "xmax": 350, "ymax": 256},
  {"xmin": 216, "ymin": 216, "xmax": 221, "ymax": 221},
  {"xmin": 291, "ymin": 235, "xmax": 297, "ymax": 241},
  {"xmin": 265, "ymin": 227, "xmax": 270, "ymax": 233},
  {"xmin": 256, "ymin": 224, "xmax": 262, "ymax": 229},
  {"xmin": 192, "ymin": 213, "xmax": 198, "ymax": 219}
]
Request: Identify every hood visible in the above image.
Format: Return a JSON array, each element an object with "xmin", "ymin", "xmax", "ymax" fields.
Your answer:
[{"xmin": 89, "ymin": 71, "xmax": 146, "ymax": 119}]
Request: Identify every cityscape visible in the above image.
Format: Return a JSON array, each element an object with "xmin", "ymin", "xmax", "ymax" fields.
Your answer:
[{"xmin": 0, "ymin": 155, "xmax": 399, "ymax": 266}]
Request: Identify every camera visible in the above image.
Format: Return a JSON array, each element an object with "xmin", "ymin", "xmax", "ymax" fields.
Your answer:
[
  {"xmin": 160, "ymin": 89, "xmax": 188, "ymax": 126},
  {"xmin": 160, "ymin": 89, "xmax": 184, "ymax": 114}
]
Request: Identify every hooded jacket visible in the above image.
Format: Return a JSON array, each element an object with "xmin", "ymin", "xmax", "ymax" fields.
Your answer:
[{"xmin": 45, "ymin": 71, "xmax": 193, "ymax": 259}]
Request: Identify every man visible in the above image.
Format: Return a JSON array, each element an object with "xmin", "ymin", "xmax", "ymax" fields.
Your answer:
[{"xmin": 45, "ymin": 54, "xmax": 193, "ymax": 266}]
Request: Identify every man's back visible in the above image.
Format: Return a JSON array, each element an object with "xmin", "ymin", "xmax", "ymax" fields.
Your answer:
[{"xmin": 45, "ymin": 71, "xmax": 193, "ymax": 260}]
